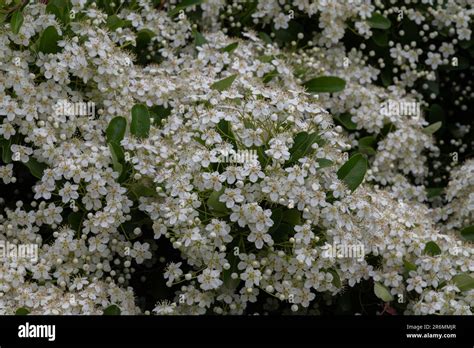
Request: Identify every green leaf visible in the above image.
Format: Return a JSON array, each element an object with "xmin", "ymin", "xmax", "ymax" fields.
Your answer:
[
  {"xmin": 10, "ymin": 10, "xmax": 23, "ymax": 34},
  {"xmin": 268, "ymin": 207, "xmax": 283, "ymax": 234},
  {"xmin": 426, "ymin": 187, "xmax": 443, "ymax": 199},
  {"xmin": 272, "ymin": 222, "xmax": 293, "ymax": 244},
  {"xmin": 39, "ymin": 26, "xmax": 61, "ymax": 54},
  {"xmin": 211, "ymin": 74, "xmax": 238, "ymax": 91},
  {"xmin": 149, "ymin": 105, "xmax": 171, "ymax": 126},
  {"xmin": 0, "ymin": 137, "xmax": 12, "ymax": 163},
  {"xmin": 193, "ymin": 30, "xmax": 207, "ymax": 47},
  {"xmin": 303, "ymin": 76, "xmax": 346, "ymax": 93},
  {"xmin": 168, "ymin": 0, "xmax": 203, "ymax": 17},
  {"xmin": 374, "ymin": 282, "xmax": 394, "ymax": 302},
  {"xmin": 129, "ymin": 183, "xmax": 156, "ymax": 198},
  {"xmin": 136, "ymin": 29, "xmax": 156, "ymax": 47},
  {"xmin": 281, "ymin": 209, "xmax": 301, "ymax": 226},
  {"xmin": 103, "ymin": 304, "xmax": 121, "ymax": 315},
  {"xmin": 460, "ymin": 226, "xmax": 474, "ymax": 242},
  {"xmin": 262, "ymin": 69, "xmax": 278, "ymax": 83},
  {"xmin": 216, "ymin": 119, "xmax": 236, "ymax": 147},
  {"xmin": 106, "ymin": 15, "xmax": 130, "ymax": 31},
  {"xmin": 336, "ymin": 113, "xmax": 357, "ymax": 130},
  {"xmin": 328, "ymin": 269, "xmax": 341, "ymax": 288},
  {"xmin": 358, "ymin": 136, "xmax": 377, "ymax": 155},
  {"xmin": 258, "ymin": 32, "xmax": 272, "ymax": 44},
  {"xmin": 337, "ymin": 154, "xmax": 367, "ymax": 192},
  {"xmin": 371, "ymin": 29, "xmax": 388, "ymax": 47},
  {"xmin": 424, "ymin": 241, "xmax": 442, "ymax": 256},
  {"xmin": 45, "ymin": 0, "xmax": 72, "ymax": 25},
  {"xmin": 380, "ymin": 69, "xmax": 392, "ymax": 87},
  {"xmin": 220, "ymin": 42, "xmax": 238, "ymax": 54},
  {"xmin": 367, "ymin": 13, "xmax": 391, "ymax": 30},
  {"xmin": 222, "ymin": 246, "xmax": 240, "ymax": 289},
  {"xmin": 207, "ymin": 189, "xmax": 229, "ymax": 217},
  {"xmin": 452, "ymin": 274, "xmax": 474, "ymax": 292},
  {"xmin": 109, "ymin": 142, "xmax": 124, "ymax": 174},
  {"xmin": 23, "ymin": 158, "xmax": 47, "ymax": 179},
  {"xmin": 15, "ymin": 307, "xmax": 30, "ymax": 315},
  {"xmin": 426, "ymin": 80, "xmax": 439, "ymax": 95},
  {"xmin": 287, "ymin": 132, "xmax": 321, "ymax": 165},
  {"xmin": 428, "ymin": 104, "xmax": 445, "ymax": 124},
  {"xmin": 422, "ymin": 121, "xmax": 442, "ymax": 134},
  {"xmin": 68, "ymin": 211, "xmax": 83, "ymax": 231},
  {"xmin": 258, "ymin": 55, "xmax": 273, "ymax": 63},
  {"xmin": 130, "ymin": 104, "xmax": 150, "ymax": 139},
  {"xmin": 106, "ymin": 116, "xmax": 127, "ymax": 144},
  {"xmin": 316, "ymin": 158, "xmax": 333, "ymax": 169},
  {"xmin": 403, "ymin": 258, "xmax": 417, "ymax": 272}
]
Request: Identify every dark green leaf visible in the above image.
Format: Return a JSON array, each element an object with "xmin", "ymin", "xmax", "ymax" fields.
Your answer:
[
  {"xmin": 106, "ymin": 15, "xmax": 130, "ymax": 31},
  {"xmin": 316, "ymin": 158, "xmax": 333, "ymax": 169},
  {"xmin": 428, "ymin": 104, "xmax": 445, "ymax": 124},
  {"xmin": 380, "ymin": 69, "xmax": 392, "ymax": 87},
  {"xmin": 336, "ymin": 113, "xmax": 357, "ymax": 130},
  {"xmin": 103, "ymin": 304, "xmax": 121, "ymax": 315},
  {"xmin": 39, "ymin": 26, "xmax": 61, "ymax": 54},
  {"xmin": 281, "ymin": 209, "xmax": 301, "ymax": 226},
  {"xmin": 268, "ymin": 207, "xmax": 283, "ymax": 234},
  {"xmin": 371, "ymin": 29, "xmax": 388, "ymax": 47},
  {"xmin": 336, "ymin": 154, "xmax": 367, "ymax": 192},
  {"xmin": 460, "ymin": 226, "xmax": 474, "ymax": 242},
  {"xmin": 150, "ymin": 105, "xmax": 171, "ymax": 126},
  {"xmin": 46, "ymin": 0, "xmax": 72, "ymax": 25},
  {"xmin": 287, "ymin": 132, "xmax": 321, "ymax": 165},
  {"xmin": 424, "ymin": 241, "xmax": 442, "ymax": 256},
  {"xmin": 367, "ymin": 13, "xmax": 391, "ymax": 30},
  {"xmin": 130, "ymin": 183, "xmax": 156, "ymax": 198},
  {"xmin": 23, "ymin": 158, "xmax": 47, "ymax": 179},
  {"xmin": 303, "ymin": 76, "xmax": 346, "ymax": 93},
  {"xmin": 106, "ymin": 116, "xmax": 127, "ymax": 144},
  {"xmin": 136, "ymin": 29, "xmax": 156, "ymax": 47},
  {"xmin": 358, "ymin": 136, "xmax": 377, "ymax": 155},
  {"xmin": 262, "ymin": 69, "xmax": 278, "ymax": 83},
  {"xmin": 216, "ymin": 119, "xmax": 236, "ymax": 147},
  {"xmin": 130, "ymin": 104, "xmax": 150, "ymax": 138},
  {"xmin": 271, "ymin": 223, "xmax": 294, "ymax": 244},
  {"xmin": 0, "ymin": 137, "xmax": 12, "ymax": 163},
  {"xmin": 109, "ymin": 142, "xmax": 124, "ymax": 174},
  {"xmin": 68, "ymin": 212, "xmax": 83, "ymax": 231},
  {"xmin": 258, "ymin": 32, "xmax": 272, "ymax": 44},
  {"xmin": 426, "ymin": 187, "xmax": 443, "ymax": 199},
  {"xmin": 15, "ymin": 307, "xmax": 30, "ymax": 315},
  {"xmin": 193, "ymin": 30, "xmax": 207, "ymax": 47}
]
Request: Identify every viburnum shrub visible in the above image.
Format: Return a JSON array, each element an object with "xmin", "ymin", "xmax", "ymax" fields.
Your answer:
[{"xmin": 0, "ymin": 0, "xmax": 472, "ymax": 315}]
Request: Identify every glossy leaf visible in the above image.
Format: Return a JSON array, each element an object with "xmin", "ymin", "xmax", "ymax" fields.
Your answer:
[
  {"xmin": 337, "ymin": 154, "xmax": 367, "ymax": 192},
  {"xmin": 130, "ymin": 104, "xmax": 150, "ymax": 138},
  {"xmin": 303, "ymin": 76, "xmax": 346, "ymax": 93},
  {"xmin": 106, "ymin": 116, "xmax": 127, "ymax": 144}
]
